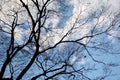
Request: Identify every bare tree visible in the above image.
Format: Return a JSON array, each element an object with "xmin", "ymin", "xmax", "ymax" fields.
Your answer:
[{"xmin": 0, "ymin": 0, "xmax": 120, "ymax": 80}]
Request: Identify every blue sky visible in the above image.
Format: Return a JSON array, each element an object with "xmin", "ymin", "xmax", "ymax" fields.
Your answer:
[{"xmin": 0, "ymin": 0, "xmax": 120, "ymax": 80}]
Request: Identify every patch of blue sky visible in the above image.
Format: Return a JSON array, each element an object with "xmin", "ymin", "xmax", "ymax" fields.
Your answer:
[{"xmin": 57, "ymin": 0, "xmax": 73, "ymax": 28}]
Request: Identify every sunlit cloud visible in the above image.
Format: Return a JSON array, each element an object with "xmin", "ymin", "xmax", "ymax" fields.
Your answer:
[
  {"xmin": 71, "ymin": 54, "xmax": 86, "ymax": 65},
  {"xmin": 79, "ymin": 56, "xmax": 86, "ymax": 64}
]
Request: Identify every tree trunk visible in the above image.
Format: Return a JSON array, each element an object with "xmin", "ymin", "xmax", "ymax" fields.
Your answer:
[
  {"xmin": 0, "ymin": 59, "xmax": 10, "ymax": 79},
  {"xmin": 16, "ymin": 53, "xmax": 37, "ymax": 80}
]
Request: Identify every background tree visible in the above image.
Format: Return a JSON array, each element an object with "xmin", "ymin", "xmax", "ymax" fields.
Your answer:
[{"xmin": 0, "ymin": 0, "xmax": 120, "ymax": 80}]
